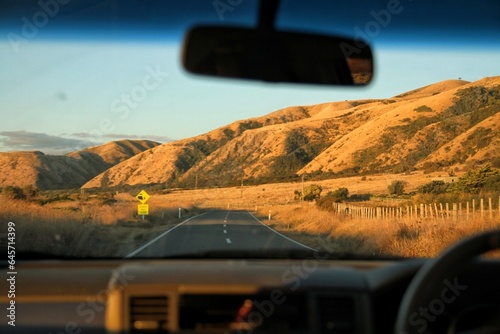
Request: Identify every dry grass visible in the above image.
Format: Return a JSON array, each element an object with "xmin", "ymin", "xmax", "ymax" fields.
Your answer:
[
  {"xmin": 256, "ymin": 203, "xmax": 500, "ymax": 257},
  {"xmin": 0, "ymin": 195, "xmax": 202, "ymax": 257},
  {"xmin": 149, "ymin": 170, "xmax": 445, "ymax": 211},
  {"xmin": 158, "ymin": 174, "xmax": 499, "ymax": 258},
  {"xmin": 1, "ymin": 171, "xmax": 498, "ymax": 258}
]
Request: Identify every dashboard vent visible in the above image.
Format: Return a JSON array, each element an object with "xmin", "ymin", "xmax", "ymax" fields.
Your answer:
[
  {"xmin": 129, "ymin": 296, "xmax": 169, "ymax": 333},
  {"xmin": 316, "ymin": 296, "xmax": 356, "ymax": 334}
]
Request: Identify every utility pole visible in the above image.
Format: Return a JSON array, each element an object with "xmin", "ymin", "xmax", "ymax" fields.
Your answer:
[
  {"xmin": 240, "ymin": 172, "xmax": 244, "ymax": 198},
  {"xmin": 195, "ymin": 173, "xmax": 198, "ymax": 190},
  {"xmin": 301, "ymin": 174, "xmax": 305, "ymax": 201}
]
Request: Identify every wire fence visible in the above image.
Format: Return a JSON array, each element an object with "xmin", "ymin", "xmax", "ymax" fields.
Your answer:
[{"xmin": 330, "ymin": 197, "xmax": 500, "ymax": 221}]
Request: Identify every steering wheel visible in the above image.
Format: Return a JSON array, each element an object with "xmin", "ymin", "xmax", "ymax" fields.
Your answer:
[{"xmin": 394, "ymin": 229, "xmax": 500, "ymax": 334}]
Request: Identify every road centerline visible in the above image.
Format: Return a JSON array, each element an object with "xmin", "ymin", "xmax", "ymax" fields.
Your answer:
[{"xmin": 127, "ymin": 209, "xmax": 315, "ymax": 258}]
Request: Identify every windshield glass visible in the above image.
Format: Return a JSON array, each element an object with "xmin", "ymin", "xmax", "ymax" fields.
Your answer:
[{"xmin": 1, "ymin": 0, "xmax": 499, "ymax": 259}]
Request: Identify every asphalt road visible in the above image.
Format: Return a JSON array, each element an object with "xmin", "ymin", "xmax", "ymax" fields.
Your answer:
[{"xmin": 126, "ymin": 210, "xmax": 314, "ymax": 258}]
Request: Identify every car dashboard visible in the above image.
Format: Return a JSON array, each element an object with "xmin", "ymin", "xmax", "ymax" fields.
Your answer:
[{"xmin": 2, "ymin": 257, "xmax": 500, "ymax": 334}]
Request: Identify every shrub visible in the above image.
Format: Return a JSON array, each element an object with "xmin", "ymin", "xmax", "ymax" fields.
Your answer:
[
  {"xmin": 414, "ymin": 105, "xmax": 433, "ymax": 112},
  {"xmin": 295, "ymin": 184, "xmax": 323, "ymax": 201},
  {"xmin": 483, "ymin": 174, "xmax": 500, "ymax": 192},
  {"xmin": 422, "ymin": 162, "xmax": 442, "ymax": 174},
  {"xmin": 316, "ymin": 187, "xmax": 354, "ymax": 210},
  {"xmin": 450, "ymin": 163, "xmax": 499, "ymax": 194},
  {"xmin": 316, "ymin": 195, "xmax": 336, "ymax": 211},
  {"xmin": 237, "ymin": 120, "xmax": 262, "ymax": 134},
  {"xmin": 328, "ymin": 187, "xmax": 349, "ymax": 202},
  {"xmin": 285, "ymin": 130, "xmax": 309, "ymax": 154},
  {"xmin": 492, "ymin": 157, "xmax": 500, "ymax": 169},
  {"xmin": 348, "ymin": 193, "xmax": 371, "ymax": 202},
  {"xmin": 445, "ymin": 85, "xmax": 500, "ymax": 116},
  {"xmin": 22, "ymin": 184, "xmax": 39, "ymax": 200},
  {"xmin": 388, "ymin": 180, "xmax": 407, "ymax": 195},
  {"xmin": 2, "ymin": 186, "xmax": 26, "ymax": 200},
  {"xmin": 417, "ymin": 180, "xmax": 450, "ymax": 194}
]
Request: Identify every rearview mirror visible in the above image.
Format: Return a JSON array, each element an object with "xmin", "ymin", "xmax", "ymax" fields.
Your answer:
[{"xmin": 182, "ymin": 26, "xmax": 373, "ymax": 86}]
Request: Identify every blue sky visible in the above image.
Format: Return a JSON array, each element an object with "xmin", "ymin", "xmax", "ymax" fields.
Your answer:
[
  {"xmin": 1, "ymin": 39, "xmax": 499, "ymax": 154},
  {"xmin": 1, "ymin": 0, "xmax": 499, "ymax": 154},
  {"xmin": 1, "ymin": 0, "xmax": 500, "ymax": 154}
]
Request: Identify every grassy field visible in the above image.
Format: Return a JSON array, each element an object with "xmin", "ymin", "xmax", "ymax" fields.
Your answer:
[
  {"xmin": 1, "ymin": 171, "xmax": 498, "ymax": 258},
  {"xmin": 255, "ymin": 203, "xmax": 500, "ymax": 258},
  {"xmin": 0, "ymin": 193, "xmax": 204, "ymax": 257}
]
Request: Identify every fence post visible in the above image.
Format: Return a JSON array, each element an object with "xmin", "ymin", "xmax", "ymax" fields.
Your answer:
[
  {"xmin": 489, "ymin": 197, "xmax": 493, "ymax": 219},
  {"xmin": 480, "ymin": 198, "xmax": 484, "ymax": 218},
  {"xmin": 466, "ymin": 201, "xmax": 470, "ymax": 221}
]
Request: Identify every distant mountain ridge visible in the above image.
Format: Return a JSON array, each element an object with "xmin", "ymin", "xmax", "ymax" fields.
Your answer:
[
  {"xmin": 81, "ymin": 76, "xmax": 500, "ymax": 189},
  {"xmin": 2, "ymin": 77, "xmax": 499, "ymax": 191},
  {"xmin": 0, "ymin": 140, "xmax": 159, "ymax": 189}
]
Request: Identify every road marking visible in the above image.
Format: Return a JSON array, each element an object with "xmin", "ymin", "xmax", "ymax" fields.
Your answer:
[
  {"xmin": 223, "ymin": 224, "xmax": 226, "ymax": 227},
  {"xmin": 223, "ymin": 230, "xmax": 227, "ymax": 234},
  {"xmin": 226, "ymin": 238, "xmax": 232, "ymax": 244},
  {"xmin": 246, "ymin": 211, "xmax": 317, "ymax": 251},
  {"xmin": 124, "ymin": 211, "xmax": 212, "ymax": 258}
]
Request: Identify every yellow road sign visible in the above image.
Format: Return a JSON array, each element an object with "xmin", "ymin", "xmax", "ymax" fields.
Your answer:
[
  {"xmin": 136, "ymin": 190, "xmax": 150, "ymax": 204},
  {"xmin": 138, "ymin": 204, "xmax": 149, "ymax": 215}
]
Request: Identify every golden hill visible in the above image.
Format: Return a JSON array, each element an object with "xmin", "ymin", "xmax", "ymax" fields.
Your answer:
[
  {"xmin": 0, "ymin": 140, "xmax": 159, "ymax": 189},
  {"xmin": 299, "ymin": 77, "xmax": 500, "ymax": 175},
  {"xmin": 82, "ymin": 106, "xmax": 313, "ymax": 188},
  {"xmin": 81, "ymin": 76, "xmax": 500, "ymax": 190}
]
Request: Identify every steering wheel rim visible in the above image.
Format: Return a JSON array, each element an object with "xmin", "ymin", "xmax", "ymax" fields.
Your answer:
[{"xmin": 394, "ymin": 229, "xmax": 500, "ymax": 334}]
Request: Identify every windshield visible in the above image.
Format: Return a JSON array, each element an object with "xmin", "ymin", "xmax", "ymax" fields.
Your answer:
[{"xmin": 1, "ymin": 0, "xmax": 499, "ymax": 259}]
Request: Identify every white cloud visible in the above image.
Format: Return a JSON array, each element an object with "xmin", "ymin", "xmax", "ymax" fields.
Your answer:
[
  {"xmin": 0, "ymin": 130, "xmax": 94, "ymax": 154},
  {"xmin": 0, "ymin": 131, "xmax": 173, "ymax": 154}
]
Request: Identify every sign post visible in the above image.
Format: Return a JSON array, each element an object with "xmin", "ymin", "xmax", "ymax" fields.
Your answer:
[{"xmin": 136, "ymin": 190, "xmax": 150, "ymax": 220}]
